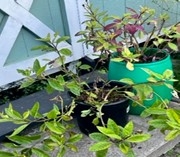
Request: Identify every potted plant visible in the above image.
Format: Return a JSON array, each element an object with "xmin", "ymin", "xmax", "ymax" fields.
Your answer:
[
  {"xmin": 0, "ymin": 33, "xmax": 153, "ymax": 157},
  {"xmin": 76, "ymin": 1, "xmax": 179, "ymax": 115},
  {"xmin": 28, "ymin": 34, "xmax": 133, "ymax": 135},
  {"xmin": 70, "ymin": 80, "xmax": 131, "ymax": 135}
]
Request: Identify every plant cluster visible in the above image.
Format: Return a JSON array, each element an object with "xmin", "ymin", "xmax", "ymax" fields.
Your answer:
[
  {"xmin": 76, "ymin": 2, "xmax": 180, "ymax": 70},
  {"xmin": 0, "ymin": 32, "xmax": 176, "ymax": 157},
  {"xmin": 0, "ymin": 2, "xmax": 179, "ymax": 157},
  {"xmin": 0, "ymin": 33, "xmax": 162, "ymax": 157}
]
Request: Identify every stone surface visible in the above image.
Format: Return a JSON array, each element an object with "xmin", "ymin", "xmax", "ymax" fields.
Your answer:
[{"xmin": 63, "ymin": 114, "xmax": 180, "ymax": 157}]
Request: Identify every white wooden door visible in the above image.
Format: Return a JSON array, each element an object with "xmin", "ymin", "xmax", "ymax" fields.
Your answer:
[{"xmin": 0, "ymin": 0, "xmax": 84, "ymax": 87}]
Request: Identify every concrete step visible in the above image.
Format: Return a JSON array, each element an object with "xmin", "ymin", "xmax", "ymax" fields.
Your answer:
[{"xmin": 64, "ymin": 106, "xmax": 180, "ymax": 157}]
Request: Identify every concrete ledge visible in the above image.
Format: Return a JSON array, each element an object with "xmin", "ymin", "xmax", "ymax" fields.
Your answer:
[{"xmin": 63, "ymin": 110, "xmax": 180, "ymax": 157}]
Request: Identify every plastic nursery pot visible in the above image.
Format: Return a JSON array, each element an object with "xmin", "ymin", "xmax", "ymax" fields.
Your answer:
[
  {"xmin": 70, "ymin": 81, "xmax": 130, "ymax": 135},
  {"xmin": 108, "ymin": 48, "xmax": 173, "ymax": 115}
]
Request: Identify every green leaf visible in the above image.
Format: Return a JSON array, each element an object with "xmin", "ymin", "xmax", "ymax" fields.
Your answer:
[
  {"xmin": 30, "ymin": 102, "xmax": 41, "ymax": 118},
  {"xmin": 59, "ymin": 48, "xmax": 72, "ymax": 56},
  {"xmin": 89, "ymin": 141, "xmax": 111, "ymax": 152},
  {"xmin": 120, "ymin": 78, "xmax": 134, "ymax": 85},
  {"xmin": 57, "ymin": 75, "xmax": 65, "ymax": 84},
  {"xmin": 57, "ymin": 147, "xmax": 66, "ymax": 157},
  {"xmin": 148, "ymin": 119, "xmax": 169, "ymax": 129},
  {"xmin": 168, "ymin": 42, "xmax": 178, "ymax": 51},
  {"xmin": 79, "ymin": 64, "xmax": 91, "ymax": 70},
  {"xmin": 5, "ymin": 104, "xmax": 22, "ymax": 119},
  {"xmin": 123, "ymin": 121, "xmax": 134, "ymax": 137},
  {"xmin": 89, "ymin": 132, "xmax": 109, "ymax": 142},
  {"xmin": 32, "ymin": 148, "xmax": 50, "ymax": 157},
  {"xmin": 10, "ymin": 124, "xmax": 29, "ymax": 137},
  {"xmin": 97, "ymin": 126, "xmax": 122, "ymax": 140},
  {"xmin": 17, "ymin": 69, "xmax": 31, "ymax": 76},
  {"xmin": 166, "ymin": 121, "xmax": 180, "ymax": 129},
  {"xmin": 126, "ymin": 134, "xmax": 151, "ymax": 143},
  {"xmin": 165, "ymin": 83, "xmax": 174, "ymax": 89},
  {"xmin": 8, "ymin": 135, "xmax": 32, "ymax": 145},
  {"xmin": 143, "ymin": 108, "xmax": 166, "ymax": 115},
  {"xmin": 163, "ymin": 69, "xmax": 173, "ymax": 80},
  {"xmin": 96, "ymin": 149, "xmax": 108, "ymax": 157},
  {"xmin": 107, "ymin": 119, "xmax": 120, "ymax": 135},
  {"xmin": 67, "ymin": 134, "xmax": 83, "ymax": 143},
  {"xmin": 61, "ymin": 115, "xmax": 72, "ymax": 121},
  {"xmin": 56, "ymin": 36, "xmax": 70, "ymax": 44},
  {"xmin": 92, "ymin": 117, "xmax": 99, "ymax": 125},
  {"xmin": 20, "ymin": 78, "xmax": 35, "ymax": 88},
  {"xmin": 23, "ymin": 111, "xmax": 30, "ymax": 119},
  {"xmin": 165, "ymin": 130, "xmax": 180, "ymax": 141},
  {"xmin": 48, "ymin": 78, "xmax": 64, "ymax": 91},
  {"xmin": 36, "ymin": 33, "xmax": 51, "ymax": 42},
  {"xmin": 45, "ymin": 122, "xmax": 65, "ymax": 134},
  {"xmin": 166, "ymin": 109, "xmax": 180, "ymax": 124},
  {"xmin": 66, "ymin": 143, "xmax": 78, "ymax": 152},
  {"xmin": 133, "ymin": 84, "xmax": 153, "ymax": 101},
  {"xmin": 111, "ymin": 57, "xmax": 124, "ymax": 62},
  {"xmin": 46, "ymin": 105, "xmax": 60, "ymax": 119},
  {"xmin": 126, "ymin": 61, "xmax": 134, "ymax": 71},
  {"xmin": 0, "ymin": 119, "xmax": 13, "ymax": 123},
  {"xmin": 67, "ymin": 82, "xmax": 82, "ymax": 96},
  {"xmin": 126, "ymin": 149, "xmax": 135, "ymax": 157},
  {"xmin": 142, "ymin": 68, "xmax": 163, "ymax": 80},
  {"xmin": 33, "ymin": 59, "xmax": 41, "ymax": 73},
  {"xmin": 0, "ymin": 151, "xmax": 14, "ymax": 157},
  {"xmin": 147, "ymin": 77, "xmax": 158, "ymax": 83},
  {"xmin": 124, "ymin": 91, "xmax": 135, "ymax": 97},
  {"xmin": 3, "ymin": 143, "xmax": 19, "ymax": 149},
  {"xmin": 119, "ymin": 142, "xmax": 130, "ymax": 154},
  {"xmin": 31, "ymin": 45, "xmax": 50, "ymax": 51},
  {"xmin": 36, "ymin": 65, "xmax": 46, "ymax": 76}
]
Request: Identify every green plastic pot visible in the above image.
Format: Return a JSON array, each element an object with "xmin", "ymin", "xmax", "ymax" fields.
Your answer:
[{"xmin": 108, "ymin": 49, "xmax": 173, "ymax": 115}]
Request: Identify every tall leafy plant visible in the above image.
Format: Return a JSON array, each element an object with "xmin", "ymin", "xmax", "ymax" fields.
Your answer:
[
  {"xmin": 76, "ymin": 1, "xmax": 180, "ymax": 70},
  {"xmin": 0, "ymin": 33, "xmax": 152, "ymax": 157}
]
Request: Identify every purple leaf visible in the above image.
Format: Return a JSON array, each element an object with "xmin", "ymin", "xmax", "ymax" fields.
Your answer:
[
  {"xmin": 104, "ymin": 23, "xmax": 116, "ymax": 31},
  {"xmin": 124, "ymin": 24, "xmax": 144, "ymax": 35}
]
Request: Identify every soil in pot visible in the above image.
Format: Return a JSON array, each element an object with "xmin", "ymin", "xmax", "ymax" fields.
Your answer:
[{"xmin": 70, "ymin": 81, "xmax": 130, "ymax": 135}]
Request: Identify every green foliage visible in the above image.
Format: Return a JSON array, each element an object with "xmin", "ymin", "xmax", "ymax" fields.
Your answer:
[
  {"xmin": 0, "ymin": 102, "xmax": 83, "ymax": 157},
  {"xmin": 0, "ymin": 2, "xmax": 179, "ymax": 155},
  {"xmin": 76, "ymin": 1, "xmax": 180, "ymax": 71},
  {"xmin": 89, "ymin": 119, "xmax": 151, "ymax": 157}
]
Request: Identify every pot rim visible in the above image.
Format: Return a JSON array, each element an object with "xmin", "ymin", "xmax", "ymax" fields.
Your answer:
[{"xmin": 111, "ymin": 54, "xmax": 170, "ymax": 67}]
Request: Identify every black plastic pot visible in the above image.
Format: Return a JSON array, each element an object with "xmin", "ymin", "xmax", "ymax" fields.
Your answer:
[{"xmin": 70, "ymin": 81, "xmax": 130, "ymax": 135}]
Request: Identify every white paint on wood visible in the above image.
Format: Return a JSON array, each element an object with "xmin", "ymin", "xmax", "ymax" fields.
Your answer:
[
  {"xmin": 0, "ymin": 0, "xmax": 70, "ymax": 48},
  {"xmin": 15, "ymin": 0, "xmax": 34, "ymax": 10},
  {"xmin": 0, "ymin": 16, "xmax": 22, "ymax": 67},
  {"xmin": 64, "ymin": 0, "xmax": 85, "ymax": 60},
  {"xmin": 0, "ymin": 0, "xmax": 82, "ymax": 87}
]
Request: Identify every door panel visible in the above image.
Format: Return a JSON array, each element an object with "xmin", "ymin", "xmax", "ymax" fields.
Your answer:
[{"xmin": 0, "ymin": 0, "xmax": 81, "ymax": 87}]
